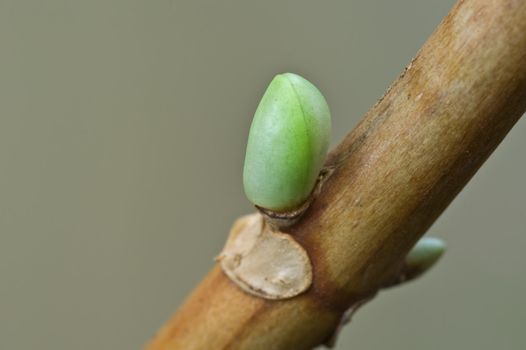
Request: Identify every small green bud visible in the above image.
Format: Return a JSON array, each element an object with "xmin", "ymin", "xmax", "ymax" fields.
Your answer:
[
  {"xmin": 405, "ymin": 237, "xmax": 446, "ymax": 279},
  {"xmin": 243, "ymin": 73, "xmax": 331, "ymax": 212}
]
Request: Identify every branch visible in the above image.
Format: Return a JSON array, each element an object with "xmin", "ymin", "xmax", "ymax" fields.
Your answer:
[{"xmin": 147, "ymin": 0, "xmax": 526, "ymax": 349}]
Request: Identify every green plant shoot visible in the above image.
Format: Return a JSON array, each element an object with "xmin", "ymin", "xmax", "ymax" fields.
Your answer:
[{"xmin": 243, "ymin": 73, "xmax": 331, "ymax": 212}]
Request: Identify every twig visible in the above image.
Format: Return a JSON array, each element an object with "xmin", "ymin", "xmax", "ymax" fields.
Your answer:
[{"xmin": 147, "ymin": 0, "xmax": 526, "ymax": 348}]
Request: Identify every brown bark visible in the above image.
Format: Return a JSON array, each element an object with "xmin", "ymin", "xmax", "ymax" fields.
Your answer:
[{"xmin": 147, "ymin": 0, "xmax": 526, "ymax": 348}]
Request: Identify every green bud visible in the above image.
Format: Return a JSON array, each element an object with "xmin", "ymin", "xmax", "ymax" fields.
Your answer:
[
  {"xmin": 243, "ymin": 73, "xmax": 331, "ymax": 212},
  {"xmin": 405, "ymin": 237, "xmax": 446, "ymax": 279}
]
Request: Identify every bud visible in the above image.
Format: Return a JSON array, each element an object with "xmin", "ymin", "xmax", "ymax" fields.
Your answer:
[
  {"xmin": 405, "ymin": 237, "xmax": 446, "ymax": 280},
  {"xmin": 243, "ymin": 73, "xmax": 331, "ymax": 212}
]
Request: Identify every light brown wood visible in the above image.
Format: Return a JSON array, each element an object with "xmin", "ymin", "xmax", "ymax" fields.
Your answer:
[{"xmin": 147, "ymin": 0, "xmax": 526, "ymax": 349}]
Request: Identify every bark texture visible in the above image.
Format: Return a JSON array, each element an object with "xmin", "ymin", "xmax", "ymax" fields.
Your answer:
[{"xmin": 147, "ymin": 0, "xmax": 526, "ymax": 348}]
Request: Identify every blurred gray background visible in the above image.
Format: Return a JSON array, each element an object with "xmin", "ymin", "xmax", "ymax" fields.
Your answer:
[{"xmin": 1, "ymin": 0, "xmax": 525, "ymax": 349}]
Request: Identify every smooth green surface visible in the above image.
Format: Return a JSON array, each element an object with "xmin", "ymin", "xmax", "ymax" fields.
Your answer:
[
  {"xmin": 1, "ymin": 1, "xmax": 525, "ymax": 350},
  {"xmin": 406, "ymin": 237, "xmax": 446, "ymax": 275},
  {"xmin": 243, "ymin": 73, "xmax": 330, "ymax": 211}
]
